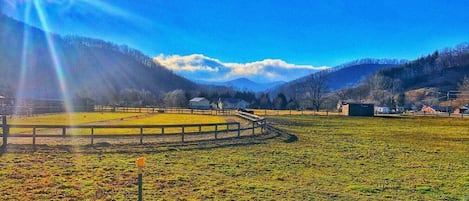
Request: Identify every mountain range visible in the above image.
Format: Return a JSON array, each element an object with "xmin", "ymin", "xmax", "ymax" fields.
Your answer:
[
  {"xmin": 268, "ymin": 59, "xmax": 406, "ymax": 98},
  {"xmin": 285, "ymin": 45, "xmax": 469, "ymax": 108}
]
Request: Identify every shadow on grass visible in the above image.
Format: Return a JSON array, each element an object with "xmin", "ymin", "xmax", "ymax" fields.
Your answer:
[
  {"xmin": 0, "ymin": 130, "xmax": 290, "ymax": 154},
  {"xmin": 373, "ymin": 114, "xmax": 409, "ymax": 119}
]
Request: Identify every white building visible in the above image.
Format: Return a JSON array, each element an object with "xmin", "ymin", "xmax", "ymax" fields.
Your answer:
[
  {"xmin": 189, "ymin": 97, "xmax": 211, "ymax": 110},
  {"xmin": 375, "ymin": 106, "xmax": 390, "ymax": 114},
  {"xmin": 218, "ymin": 98, "xmax": 249, "ymax": 109}
]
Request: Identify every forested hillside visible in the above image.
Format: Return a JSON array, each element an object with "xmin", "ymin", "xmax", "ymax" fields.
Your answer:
[
  {"xmin": 336, "ymin": 43, "xmax": 469, "ymax": 107},
  {"xmin": 378, "ymin": 44, "xmax": 469, "ymax": 91},
  {"xmin": 0, "ymin": 14, "xmax": 197, "ymax": 104},
  {"xmin": 269, "ymin": 58, "xmax": 404, "ymax": 99}
]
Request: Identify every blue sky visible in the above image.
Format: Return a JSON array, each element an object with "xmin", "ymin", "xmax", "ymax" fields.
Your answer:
[{"xmin": 2, "ymin": 0, "xmax": 469, "ymax": 82}]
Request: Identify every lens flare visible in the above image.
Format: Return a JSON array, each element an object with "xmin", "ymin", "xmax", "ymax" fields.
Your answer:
[
  {"xmin": 15, "ymin": 1, "xmax": 32, "ymax": 104},
  {"xmin": 32, "ymin": 1, "xmax": 75, "ymax": 118}
]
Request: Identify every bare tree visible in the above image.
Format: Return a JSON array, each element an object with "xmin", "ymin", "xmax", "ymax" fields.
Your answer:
[
  {"xmin": 163, "ymin": 90, "xmax": 187, "ymax": 108},
  {"xmin": 302, "ymin": 71, "xmax": 328, "ymax": 111},
  {"xmin": 455, "ymin": 76, "xmax": 469, "ymax": 105},
  {"xmin": 458, "ymin": 76, "xmax": 469, "ymax": 92},
  {"xmin": 273, "ymin": 93, "xmax": 287, "ymax": 110}
]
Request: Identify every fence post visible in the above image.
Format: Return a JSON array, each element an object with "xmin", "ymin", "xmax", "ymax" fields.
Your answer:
[
  {"xmin": 252, "ymin": 121, "xmax": 255, "ymax": 135},
  {"xmin": 237, "ymin": 123, "xmax": 240, "ymax": 137},
  {"xmin": 198, "ymin": 125, "xmax": 202, "ymax": 134},
  {"xmin": 161, "ymin": 127, "xmax": 165, "ymax": 135},
  {"xmin": 62, "ymin": 127, "xmax": 66, "ymax": 137},
  {"xmin": 215, "ymin": 125, "xmax": 218, "ymax": 139},
  {"xmin": 136, "ymin": 157, "xmax": 145, "ymax": 201},
  {"xmin": 261, "ymin": 119, "xmax": 265, "ymax": 134},
  {"xmin": 91, "ymin": 127, "xmax": 94, "ymax": 146},
  {"xmin": 181, "ymin": 126, "xmax": 185, "ymax": 143},
  {"xmin": 140, "ymin": 127, "xmax": 143, "ymax": 145},
  {"xmin": 2, "ymin": 115, "xmax": 7, "ymax": 147},
  {"xmin": 32, "ymin": 127, "xmax": 36, "ymax": 148}
]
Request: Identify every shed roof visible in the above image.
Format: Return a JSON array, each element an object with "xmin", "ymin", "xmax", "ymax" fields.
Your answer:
[
  {"xmin": 343, "ymin": 102, "xmax": 374, "ymax": 106},
  {"xmin": 190, "ymin": 97, "xmax": 208, "ymax": 102}
]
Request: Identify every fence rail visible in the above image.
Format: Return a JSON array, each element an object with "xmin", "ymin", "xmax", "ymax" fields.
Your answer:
[
  {"xmin": 1, "ymin": 113, "xmax": 266, "ymax": 148},
  {"xmin": 94, "ymin": 106, "xmax": 236, "ymax": 116}
]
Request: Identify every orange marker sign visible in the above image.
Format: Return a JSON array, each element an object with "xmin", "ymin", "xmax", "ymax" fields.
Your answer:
[{"xmin": 136, "ymin": 157, "xmax": 146, "ymax": 168}]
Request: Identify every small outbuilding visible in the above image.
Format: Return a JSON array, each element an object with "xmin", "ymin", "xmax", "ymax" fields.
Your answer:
[
  {"xmin": 341, "ymin": 102, "xmax": 374, "ymax": 117},
  {"xmin": 189, "ymin": 97, "xmax": 211, "ymax": 110}
]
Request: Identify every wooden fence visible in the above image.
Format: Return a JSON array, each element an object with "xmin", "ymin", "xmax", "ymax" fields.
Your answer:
[
  {"xmin": 94, "ymin": 106, "xmax": 236, "ymax": 116},
  {"xmin": 0, "ymin": 114, "xmax": 266, "ymax": 148}
]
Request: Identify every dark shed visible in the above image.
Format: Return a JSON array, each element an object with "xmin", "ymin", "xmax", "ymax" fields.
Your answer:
[{"xmin": 342, "ymin": 103, "xmax": 374, "ymax": 117}]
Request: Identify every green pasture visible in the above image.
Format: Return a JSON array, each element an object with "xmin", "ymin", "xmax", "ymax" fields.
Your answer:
[{"xmin": 0, "ymin": 115, "xmax": 467, "ymax": 200}]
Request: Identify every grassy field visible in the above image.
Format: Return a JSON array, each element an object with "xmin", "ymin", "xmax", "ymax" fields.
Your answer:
[
  {"xmin": 7, "ymin": 113, "xmax": 228, "ymax": 135},
  {"xmin": 0, "ymin": 115, "xmax": 468, "ymax": 200},
  {"xmin": 9, "ymin": 112, "xmax": 142, "ymax": 125}
]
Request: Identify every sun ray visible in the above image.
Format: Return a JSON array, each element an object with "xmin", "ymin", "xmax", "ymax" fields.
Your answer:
[
  {"xmin": 14, "ymin": 1, "xmax": 32, "ymax": 115},
  {"xmin": 79, "ymin": 0, "xmax": 150, "ymax": 25},
  {"xmin": 32, "ymin": 1, "xmax": 75, "ymax": 120}
]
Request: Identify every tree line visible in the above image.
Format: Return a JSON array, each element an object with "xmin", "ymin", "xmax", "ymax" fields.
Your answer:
[{"xmin": 103, "ymin": 88, "xmax": 296, "ymax": 110}]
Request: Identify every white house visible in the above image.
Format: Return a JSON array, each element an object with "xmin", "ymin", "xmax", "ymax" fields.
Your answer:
[
  {"xmin": 218, "ymin": 98, "xmax": 249, "ymax": 109},
  {"xmin": 375, "ymin": 106, "xmax": 390, "ymax": 114},
  {"xmin": 189, "ymin": 97, "xmax": 211, "ymax": 110}
]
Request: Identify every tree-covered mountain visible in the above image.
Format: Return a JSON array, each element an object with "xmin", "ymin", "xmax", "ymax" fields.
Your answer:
[
  {"xmin": 377, "ymin": 45, "xmax": 469, "ymax": 91},
  {"xmin": 335, "ymin": 43, "xmax": 469, "ymax": 107},
  {"xmin": 268, "ymin": 58, "xmax": 405, "ymax": 99},
  {"xmin": 0, "ymin": 14, "xmax": 197, "ymax": 103}
]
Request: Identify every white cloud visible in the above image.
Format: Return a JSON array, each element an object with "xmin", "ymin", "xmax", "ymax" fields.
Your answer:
[
  {"xmin": 153, "ymin": 54, "xmax": 330, "ymax": 82},
  {"xmin": 224, "ymin": 59, "xmax": 329, "ymax": 80},
  {"xmin": 154, "ymin": 54, "xmax": 221, "ymax": 72}
]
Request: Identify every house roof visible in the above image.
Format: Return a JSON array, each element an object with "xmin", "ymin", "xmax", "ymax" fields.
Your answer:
[{"xmin": 190, "ymin": 97, "xmax": 208, "ymax": 102}]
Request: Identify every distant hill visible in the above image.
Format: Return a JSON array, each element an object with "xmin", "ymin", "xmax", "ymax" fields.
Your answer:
[
  {"xmin": 376, "ymin": 47, "xmax": 469, "ymax": 91},
  {"xmin": 197, "ymin": 78, "xmax": 285, "ymax": 92},
  {"xmin": 268, "ymin": 59, "xmax": 404, "ymax": 98},
  {"xmin": 0, "ymin": 14, "xmax": 197, "ymax": 102},
  {"xmin": 337, "ymin": 43, "xmax": 469, "ymax": 106}
]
